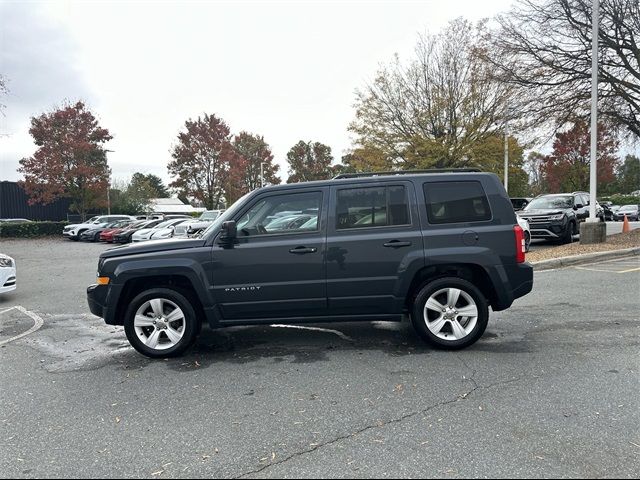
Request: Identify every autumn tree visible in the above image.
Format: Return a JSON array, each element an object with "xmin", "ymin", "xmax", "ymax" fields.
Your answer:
[
  {"xmin": 350, "ymin": 18, "xmax": 515, "ymax": 169},
  {"xmin": 486, "ymin": 0, "xmax": 640, "ymax": 138},
  {"xmin": 540, "ymin": 121, "xmax": 619, "ymax": 193},
  {"xmin": 168, "ymin": 114, "xmax": 239, "ymax": 209},
  {"xmin": 18, "ymin": 101, "xmax": 112, "ymax": 219},
  {"xmin": 286, "ymin": 141, "xmax": 335, "ymax": 183},
  {"xmin": 225, "ymin": 132, "xmax": 281, "ymax": 203}
]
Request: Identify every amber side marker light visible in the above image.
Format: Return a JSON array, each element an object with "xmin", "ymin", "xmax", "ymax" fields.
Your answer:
[{"xmin": 97, "ymin": 277, "xmax": 110, "ymax": 285}]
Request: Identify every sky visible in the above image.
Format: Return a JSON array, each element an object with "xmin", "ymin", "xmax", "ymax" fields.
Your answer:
[{"xmin": 1, "ymin": 0, "xmax": 519, "ymax": 186}]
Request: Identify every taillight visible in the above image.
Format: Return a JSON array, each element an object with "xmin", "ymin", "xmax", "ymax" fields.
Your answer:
[{"xmin": 513, "ymin": 225, "xmax": 526, "ymax": 263}]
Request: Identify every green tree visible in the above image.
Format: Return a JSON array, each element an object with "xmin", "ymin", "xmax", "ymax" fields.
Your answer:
[
  {"xmin": 468, "ymin": 134, "xmax": 530, "ymax": 196},
  {"xmin": 131, "ymin": 173, "xmax": 170, "ymax": 198},
  {"xmin": 617, "ymin": 154, "xmax": 640, "ymax": 194},
  {"xmin": 109, "ymin": 178, "xmax": 156, "ymax": 214},
  {"xmin": 18, "ymin": 101, "xmax": 112, "ymax": 219},
  {"xmin": 286, "ymin": 141, "xmax": 335, "ymax": 183}
]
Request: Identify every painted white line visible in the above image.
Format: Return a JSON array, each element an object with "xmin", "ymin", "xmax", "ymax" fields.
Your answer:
[
  {"xmin": 270, "ymin": 324, "xmax": 354, "ymax": 342},
  {"xmin": 0, "ymin": 306, "xmax": 16, "ymax": 315},
  {"xmin": 0, "ymin": 305, "xmax": 45, "ymax": 346}
]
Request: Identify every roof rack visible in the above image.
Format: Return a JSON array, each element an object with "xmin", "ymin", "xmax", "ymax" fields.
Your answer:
[{"xmin": 333, "ymin": 168, "xmax": 482, "ymax": 180}]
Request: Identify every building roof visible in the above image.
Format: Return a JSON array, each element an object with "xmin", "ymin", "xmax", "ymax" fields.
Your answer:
[{"xmin": 148, "ymin": 198, "xmax": 205, "ymax": 214}]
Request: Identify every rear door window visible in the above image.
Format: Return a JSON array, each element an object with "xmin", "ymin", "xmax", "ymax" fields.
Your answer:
[{"xmin": 423, "ymin": 181, "xmax": 492, "ymax": 224}]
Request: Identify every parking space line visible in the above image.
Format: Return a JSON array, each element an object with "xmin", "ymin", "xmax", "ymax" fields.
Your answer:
[
  {"xmin": 0, "ymin": 305, "xmax": 44, "ymax": 346},
  {"xmin": 574, "ymin": 256, "xmax": 640, "ymax": 274},
  {"xmin": 619, "ymin": 267, "xmax": 640, "ymax": 273}
]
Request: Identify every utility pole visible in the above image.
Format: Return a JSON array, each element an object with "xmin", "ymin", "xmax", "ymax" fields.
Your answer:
[
  {"xmin": 504, "ymin": 129, "xmax": 509, "ymax": 194},
  {"xmin": 260, "ymin": 162, "xmax": 265, "ymax": 188}
]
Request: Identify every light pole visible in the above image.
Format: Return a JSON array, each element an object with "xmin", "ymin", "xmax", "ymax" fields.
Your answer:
[
  {"xmin": 260, "ymin": 162, "xmax": 266, "ymax": 188},
  {"xmin": 105, "ymin": 149, "xmax": 114, "ymax": 215},
  {"xmin": 588, "ymin": 0, "xmax": 599, "ymax": 222},
  {"xmin": 581, "ymin": 0, "xmax": 606, "ymax": 244}
]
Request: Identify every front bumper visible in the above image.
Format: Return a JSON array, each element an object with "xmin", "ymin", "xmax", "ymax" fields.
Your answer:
[
  {"xmin": 526, "ymin": 222, "xmax": 568, "ymax": 239},
  {"xmin": 0, "ymin": 266, "xmax": 16, "ymax": 294},
  {"xmin": 87, "ymin": 283, "xmax": 123, "ymax": 325}
]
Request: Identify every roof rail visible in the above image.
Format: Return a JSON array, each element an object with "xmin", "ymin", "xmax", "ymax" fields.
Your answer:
[{"xmin": 333, "ymin": 168, "xmax": 482, "ymax": 180}]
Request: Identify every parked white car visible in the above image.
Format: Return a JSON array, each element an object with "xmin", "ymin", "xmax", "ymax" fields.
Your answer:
[
  {"xmin": 149, "ymin": 219, "xmax": 191, "ymax": 240},
  {"xmin": 63, "ymin": 215, "xmax": 134, "ymax": 241},
  {"xmin": 517, "ymin": 215, "xmax": 531, "ymax": 252},
  {"xmin": 0, "ymin": 254, "xmax": 16, "ymax": 294},
  {"xmin": 132, "ymin": 218, "xmax": 189, "ymax": 242}
]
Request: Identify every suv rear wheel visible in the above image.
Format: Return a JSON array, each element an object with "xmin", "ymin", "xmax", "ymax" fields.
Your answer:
[
  {"xmin": 124, "ymin": 288, "xmax": 200, "ymax": 358},
  {"xmin": 411, "ymin": 277, "xmax": 489, "ymax": 349}
]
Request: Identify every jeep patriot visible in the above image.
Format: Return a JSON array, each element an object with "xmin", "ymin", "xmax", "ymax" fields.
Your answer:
[{"xmin": 88, "ymin": 170, "xmax": 534, "ymax": 358}]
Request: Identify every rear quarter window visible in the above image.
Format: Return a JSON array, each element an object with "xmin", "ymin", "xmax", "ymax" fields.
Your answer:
[{"xmin": 423, "ymin": 181, "xmax": 492, "ymax": 224}]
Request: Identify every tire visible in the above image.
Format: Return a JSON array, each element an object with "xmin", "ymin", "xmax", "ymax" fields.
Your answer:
[
  {"xmin": 124, "ymin": 288, "xmax": 201, "ymax": 358},
  {"xmin": 93, "ymin": 232, "xmax": 101, "ymax": 242},
  {"xmin": 411, "ymin": 277, "xmax": 489, "ymax": 350}
]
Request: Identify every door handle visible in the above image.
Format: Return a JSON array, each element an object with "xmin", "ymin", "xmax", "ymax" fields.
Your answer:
[
  {"xmin": 383, "ymin": 240, "xmax": 412, "ymax": 248},
  {"xmin": 289, "ymin": 246, "xmax": 317, "ymax": 254}
]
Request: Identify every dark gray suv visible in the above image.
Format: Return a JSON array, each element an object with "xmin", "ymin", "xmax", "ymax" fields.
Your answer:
[{"xmin": 88, "ymin": 171, "xmax": 533, "ymax": 358}]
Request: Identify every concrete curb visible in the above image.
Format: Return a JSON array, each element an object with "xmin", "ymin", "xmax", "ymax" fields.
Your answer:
[{"xmin": 531, "ymin": 247, "xmax": 640, "ymax": 271}]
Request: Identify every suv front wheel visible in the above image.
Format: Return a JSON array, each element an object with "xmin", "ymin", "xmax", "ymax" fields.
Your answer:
[
  {"xmin": 124, "ymin": 288, "xmax": 200, "ymax": 358},
  {"xmin": 411, "ymin": 277, "xmax": 489, "ymax": 349}
]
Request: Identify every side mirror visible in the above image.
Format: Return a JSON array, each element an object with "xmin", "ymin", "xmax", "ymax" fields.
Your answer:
[
  {"xmin": 219, "ymin": 221, "xmax": 237, "ymax": 245},
  {"xmin": 574, "ymin": 204, "xmax": 584, "ymax": 210}
]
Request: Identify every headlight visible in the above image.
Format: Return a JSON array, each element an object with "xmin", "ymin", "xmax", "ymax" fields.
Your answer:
[
  {"xmin": 550, "ymin": 214, "xmax": 565, "ymax": 221},
  {"xmin": 0, "ymin": 257, "xmax": 13, "ymax": 268}
]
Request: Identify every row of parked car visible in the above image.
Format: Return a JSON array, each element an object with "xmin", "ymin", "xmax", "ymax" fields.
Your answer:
[
  {"xmin": 62, "ymin": 210, "xmax": 224, "ymax": 244},
  {"xmin": 511, "ymin": 192, "xmax": 640, "ymax": 244}
]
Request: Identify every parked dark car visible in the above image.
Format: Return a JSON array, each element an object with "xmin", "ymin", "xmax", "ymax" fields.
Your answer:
[
  {"xmin": 88, "ymin": 170, "xmax": 533, "ymax": 358},
  {"xmin": 519, "ymin": 192, "xmax": 602, "ymax": 244},
  {"xmin": 510, "ymin": 197, "xmax": 532, "ymax": 211},
  {"xmin": 613, "ymin": 205, "xmax": 640, "ymax": 221},
  {"xmin": 80, "ymin": 220, "xmax": 133, "ymax": 242},
  {"xmin": 112, "ymin": 219, "xmax": 164, "ymax": 244}
]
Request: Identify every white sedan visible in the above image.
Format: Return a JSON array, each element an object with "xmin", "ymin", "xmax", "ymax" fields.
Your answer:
[
  {"xmin": 0, "ymin": 254, "xmax": 16, "ymax": 294},
  {"xmin": 132, "ymin": 218, "xmax": 189, "ymax": 242}
]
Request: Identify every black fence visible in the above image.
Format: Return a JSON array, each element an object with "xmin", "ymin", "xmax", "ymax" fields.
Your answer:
[{"xmin": 0, "ymin": 181, "xmax": 74, "ymax": 221}]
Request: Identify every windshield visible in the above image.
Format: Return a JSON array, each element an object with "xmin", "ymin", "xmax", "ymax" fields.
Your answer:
[
  {"xmin": 525, "ymin": 196, "xmax": 573, "ymax": 210},
  {"xmin": 200, "ymin": 211, "xmax": 221, "ymax": 221},
  {"xmin": 619, "ymin": 205, "xmax": 637, "ymax": 212},
  {"xmin": 200, "ymin": 192, "xmax": 254, "ymax": 238}
]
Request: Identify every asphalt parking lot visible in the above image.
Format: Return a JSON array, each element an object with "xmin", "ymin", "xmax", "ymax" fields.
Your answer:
[{"xmin": 1, "ymin": 238, "xmax": 639, "ymax": 478}]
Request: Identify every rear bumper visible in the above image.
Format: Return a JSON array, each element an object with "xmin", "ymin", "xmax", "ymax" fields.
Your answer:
[{"xmin": 491, "ymin": 263, "xmax": 534, "ymax": 311}]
